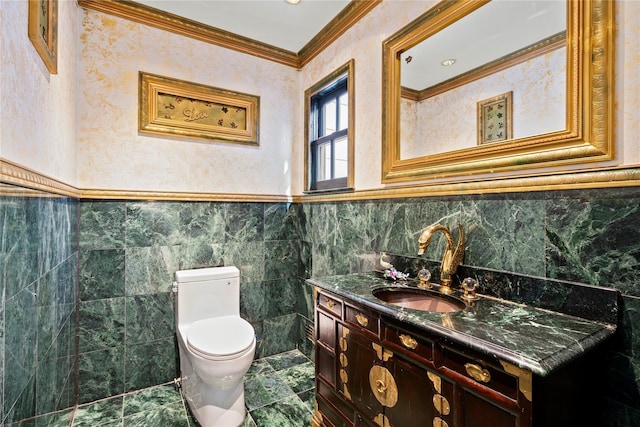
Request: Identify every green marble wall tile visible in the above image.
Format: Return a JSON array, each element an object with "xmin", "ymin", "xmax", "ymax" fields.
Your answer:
[
  {"xmin": 124, "ymin": 294, "xmax": 174, "ymax": 345},
  {"xmin": 78, "ymin": 298, "xmax": 125, "ymax": 353},
  {"xmin": 297, "ymin": 279, "xmax": 314, "ymax": 321},
  {"xmin": 80, "ymin": 249, "xmax": 125, "ymax": 301},
  {"xmin": 264, "ymin": 203, "xmax": 299, "ymax": 241},
  {"xmin": 79, "ymin": 201, "xmax": 126, "ymax": 250},
  {"xmin": 259, "ymin": 314, "xmax": 299, "ymax": 359},
  {"xmin": 4, "ymin": 289, "xmax": 38, "ymax": 418},
  {"xmin": 125, "ymin": 246, "xmax": 180, "ymax": 296},
  {"xmin": 223, "ymin": 240, "xmax": 265, "ymax": 284},
  {"xmin": 177, "ymin": 242, "xmax": 224, "ymax": 271},
  {"xmin": 264, "ymin": 240, "xmax": 297, "ymax": 281},
  {"xmin": 308, "ymin": 203, "xmax": 338, "ymax": 246},
  {"xmin": 125, "ymin": 202, "xmax": 181, "ymax": 248},
  {"xmin": 298, "ymin": 240, "xmax": 312, "ymax": 279},
  {"xmin": 78, "ymin": 348, "xmax": 125, "ymax": 404},
  {"xmin": 225, "ymin": 203, "xmax": 265, "ymax": 243},
  {"xmin": 125, "ymin": 338, "xmax": 177, "ymax": 392},
  {"xmin": 240, "ymin": 280, "xmax": 268, "ymax": 322},
  {"xmin": 545, "ymin": 189, "xmax": 640, "ymax": 295},
  {"xmin": 264, "ymin": 277, "xmax": 298, "ymax": 319},
  {"xmin": 178, "ymin": 201, "xmax": 226, "ymax": 245},
  {"xmin": 4, "ymin": 375, "xmax": 35, "ymax": 425},
  {"xmin": 461, "ymin": 195, "xmax": 546, "ymax": 274}
]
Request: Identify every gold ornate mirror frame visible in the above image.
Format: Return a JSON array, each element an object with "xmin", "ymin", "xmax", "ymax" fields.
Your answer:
[{"xmin": 382, "ymin": 0, "xmax": 614, "ymax": 184}]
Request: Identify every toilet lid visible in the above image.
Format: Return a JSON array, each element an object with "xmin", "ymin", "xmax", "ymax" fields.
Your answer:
[{"xmin": 187, "ymin": 316, "xmax": 255, "ymax": 358}]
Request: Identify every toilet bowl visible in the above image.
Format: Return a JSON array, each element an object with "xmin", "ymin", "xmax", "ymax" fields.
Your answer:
[{"xmin": 175, "ymin": 266, "xmax": 256, "ymax": 427}]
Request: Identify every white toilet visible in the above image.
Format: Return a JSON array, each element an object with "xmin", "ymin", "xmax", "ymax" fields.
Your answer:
[{"xmin": 174, "ymin": 266, "xmax": 256, "ymax": 427}]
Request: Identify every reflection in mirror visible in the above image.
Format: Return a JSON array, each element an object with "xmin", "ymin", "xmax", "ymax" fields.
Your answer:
[
  {"xmin": 400, "ymin": 1, "xmax": 566, "ymax": 159},
  {"xmin": 381, "ymin": 0, "xmax": 614, "ymax": 185}
]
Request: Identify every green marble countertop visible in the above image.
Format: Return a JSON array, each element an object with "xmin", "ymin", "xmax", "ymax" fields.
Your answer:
[{"xmin": 308, "ymin": 272, "xmax": 617, "ymax": 377}]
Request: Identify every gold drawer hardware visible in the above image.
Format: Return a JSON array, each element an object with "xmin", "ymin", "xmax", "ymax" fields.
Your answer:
[
  {"xmin": 465, "ymin": 363, "xmax": 491, "ymax": 383},
  {"xmin": 427, "ymin": 371, "xmax": 442, "ymax": 393},
  {"xmin": 355, "ymin": 313, "xmax": 369, "ymax": 327},
  {"xmin": 339, "ymin": 337, "xmax": 347, "ymax": 352},
  {"xmin": 433, "ymin": 416, "xmax": 449, "ymax": 427},
  {"xmin": 399, "ymin": 334, "xmax": 418, "ymax": 349},
  {"xmin": 369, "ymin": 365, "xmax": 398, "ymax": 408},
  {"xmin": 339, "ymin": 353, "xmax": 348, "ymax": 367},
  {"xmin": 340, "ymin": 368, "xmax": 348, "ymax": 384},
  {"xmin": 374, "ymin": 413, "xmax": 391, "ymax": 427},
  {"xmin": 325, "ymin": 299, "xmax": 335, "ymax": 310},
  {"xmin": 433, "ymin": 394, "xmax": 450, "ymax": 415}
]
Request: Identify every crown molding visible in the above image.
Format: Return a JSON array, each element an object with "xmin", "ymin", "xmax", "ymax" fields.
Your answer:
[{"xmin": 76, "ymin": 0, "xmax": 381, "ymax": 69}]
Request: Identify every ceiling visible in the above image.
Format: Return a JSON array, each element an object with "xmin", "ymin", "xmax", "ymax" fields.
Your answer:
[{"xmin": 132, "ymin": 0, "xmax": 351, "ymax": 52}]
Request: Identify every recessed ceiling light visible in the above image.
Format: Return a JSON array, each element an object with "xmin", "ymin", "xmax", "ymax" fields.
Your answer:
[
  {"xmin": 441, "ymin": 59, "xmax": 457, "ymax": 66},
  {"xmin": 285, "ymin": 0, "xmax": 301, "ymax": 4}
]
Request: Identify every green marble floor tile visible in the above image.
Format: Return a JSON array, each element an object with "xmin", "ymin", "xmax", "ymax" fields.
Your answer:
[
  {"xmin": 245, "ymin": 360, "xmax": 275, "ymax": 381},
  {"xmin": 123, "ymin": 384, "xmax": 182, "ymax": 416},
  {"xmin": 249, "ymin": 395, "xmax": 312, "ymax": 427},
  {"xmin": 279, "ymin": 362, "xmax": 315, "ymax": 394},
  {"xmin": 239, "ymin": 413, "xmax": 257, "ymax": 427},
  {"xmin": 72, "ymin": 397, "xmax": 124, "ymax": 427},
  {"xmin": 297, "ymin": 389, "xmax": 316, "ymax": 414},
  {"xmin": 122, "ymin": 400, "xmax": 189, "ymax": 427},
  {"xmin": 244, "ymin": 372, "xmax": 295, "ymax": 411},
  {"xmin": 264, "ymin": 350, "xmax": 310, "ymax": 371}
]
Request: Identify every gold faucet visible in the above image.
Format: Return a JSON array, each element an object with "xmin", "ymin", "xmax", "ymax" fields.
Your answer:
[{"xmin": 417, "ymin": 223, "xmax": 465, "ymax": 295}]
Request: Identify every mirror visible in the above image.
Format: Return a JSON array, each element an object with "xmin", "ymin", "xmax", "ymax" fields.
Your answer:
[{"xmin": 382, "ymin": 0, "xmax": 614, "ymax": 184}]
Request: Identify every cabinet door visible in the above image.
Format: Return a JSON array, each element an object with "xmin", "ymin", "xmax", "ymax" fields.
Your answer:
[
  {"xmin": 337, "ymin": 324, "xmax": 384, "ymax": 423},
  {"xmin": 384, "ymin": 357, "xmax": 453, "ymax": 427},
  {"xmin": 457, "ymin": 387, "xmax": 520, "ymax": 427}
]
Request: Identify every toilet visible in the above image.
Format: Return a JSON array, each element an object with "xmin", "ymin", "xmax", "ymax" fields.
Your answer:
[{"xmin": 174, "ymin": 266, "xmax": 256, "ymax": 427}]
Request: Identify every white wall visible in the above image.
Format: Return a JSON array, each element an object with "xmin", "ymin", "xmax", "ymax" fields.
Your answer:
[
  {"xmin": 0, "ymin": 0, "xmax": 78, "ymax": 184},
  {"xmin": 76, "ymin": 10, "xmax": 299, "ymax": 195}
]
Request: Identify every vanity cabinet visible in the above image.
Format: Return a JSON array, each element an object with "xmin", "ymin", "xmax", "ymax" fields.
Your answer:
[{"xmin": 313, "ymin": 288, "xmax": 534, "ymax": 427}]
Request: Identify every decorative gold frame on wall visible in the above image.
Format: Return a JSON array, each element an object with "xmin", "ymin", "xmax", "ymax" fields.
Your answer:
[
  {"xmin": 477, "ymin": 92, "xmax": 512, "ymax": 145},
  {"xmin": 139, "ymin": 72, "xmax": 260, "ymax": 146},
  {"xmin": 28, "ymin": 0, "xmax": 58, "ymax": 74},
  {"xmin": 382, "ymin": 0, "xmax": 615, "ymax": 184}
]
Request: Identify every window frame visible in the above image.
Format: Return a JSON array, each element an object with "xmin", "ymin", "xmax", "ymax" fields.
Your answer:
[{"xmin": 304, "ymin": 59, "xmax": 355, "ymax": 193}]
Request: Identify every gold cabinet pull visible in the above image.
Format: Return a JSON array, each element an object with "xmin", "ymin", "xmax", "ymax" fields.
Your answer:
[
  {"xmin": 433, "ymin": 394, "xmax": 451, "ymax": 415},
  {"xmin": 399, "ymin": 334, "xmax": 418, "ymax": 349},
  {"xmin": 464, "ymin": 363, "xmax": 491, "ymax": 383},
  {"xmin": 325, "ymin": 298, "xmax": 335, "ymax": 309},
  {"xmin": 369, "ymin": 365, "xmax": 398, "ymax": 407},
  {"xmin": 433, "ymin": 417, "xmax": 449, "ymax": 427},
  {"xmin": 355, "ymin": 313, "xmax": 369, "ymax": 327}
]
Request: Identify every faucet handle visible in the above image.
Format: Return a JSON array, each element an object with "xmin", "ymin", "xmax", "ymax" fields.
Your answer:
[
  {"xmin": 417, "ymin": 268, "xmax": 431, "ymax": 289},
  {"xmin": 460, "ymin": 277, "xmax": 480, "ymax": 301}
]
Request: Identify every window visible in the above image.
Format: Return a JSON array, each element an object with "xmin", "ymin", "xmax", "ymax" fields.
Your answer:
[{"xmin": 305, "ymin": 60, "xmax": 354, "ymax": 192}]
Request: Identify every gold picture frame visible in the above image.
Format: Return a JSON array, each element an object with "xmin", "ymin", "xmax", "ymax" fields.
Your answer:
[
  {"xmin": 477, "ymin": 91, "xmax": 512, "ymax": 145},
  {"xmin": 139, "ymin": 72, "xmax": 260, "ymax": 146},
  {"xmin": 28, "ymin": 0, "xmax": 58, "ymax": 74}
]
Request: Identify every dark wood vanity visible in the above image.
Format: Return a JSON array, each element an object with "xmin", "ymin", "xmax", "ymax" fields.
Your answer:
[{"xmin": 310, "ymin": 274, "xmax": 616, "ymax": 427}]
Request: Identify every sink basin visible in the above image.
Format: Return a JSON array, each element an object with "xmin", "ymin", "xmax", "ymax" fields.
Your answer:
[{"xmin": 372, "ymin": 287, "xmax": 466, "ymax": 313}]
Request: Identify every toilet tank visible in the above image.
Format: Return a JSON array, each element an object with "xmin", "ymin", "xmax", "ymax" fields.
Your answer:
[{"xmin": 175, "ymin": 266, "xmax": 240, "ymax": 327}]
